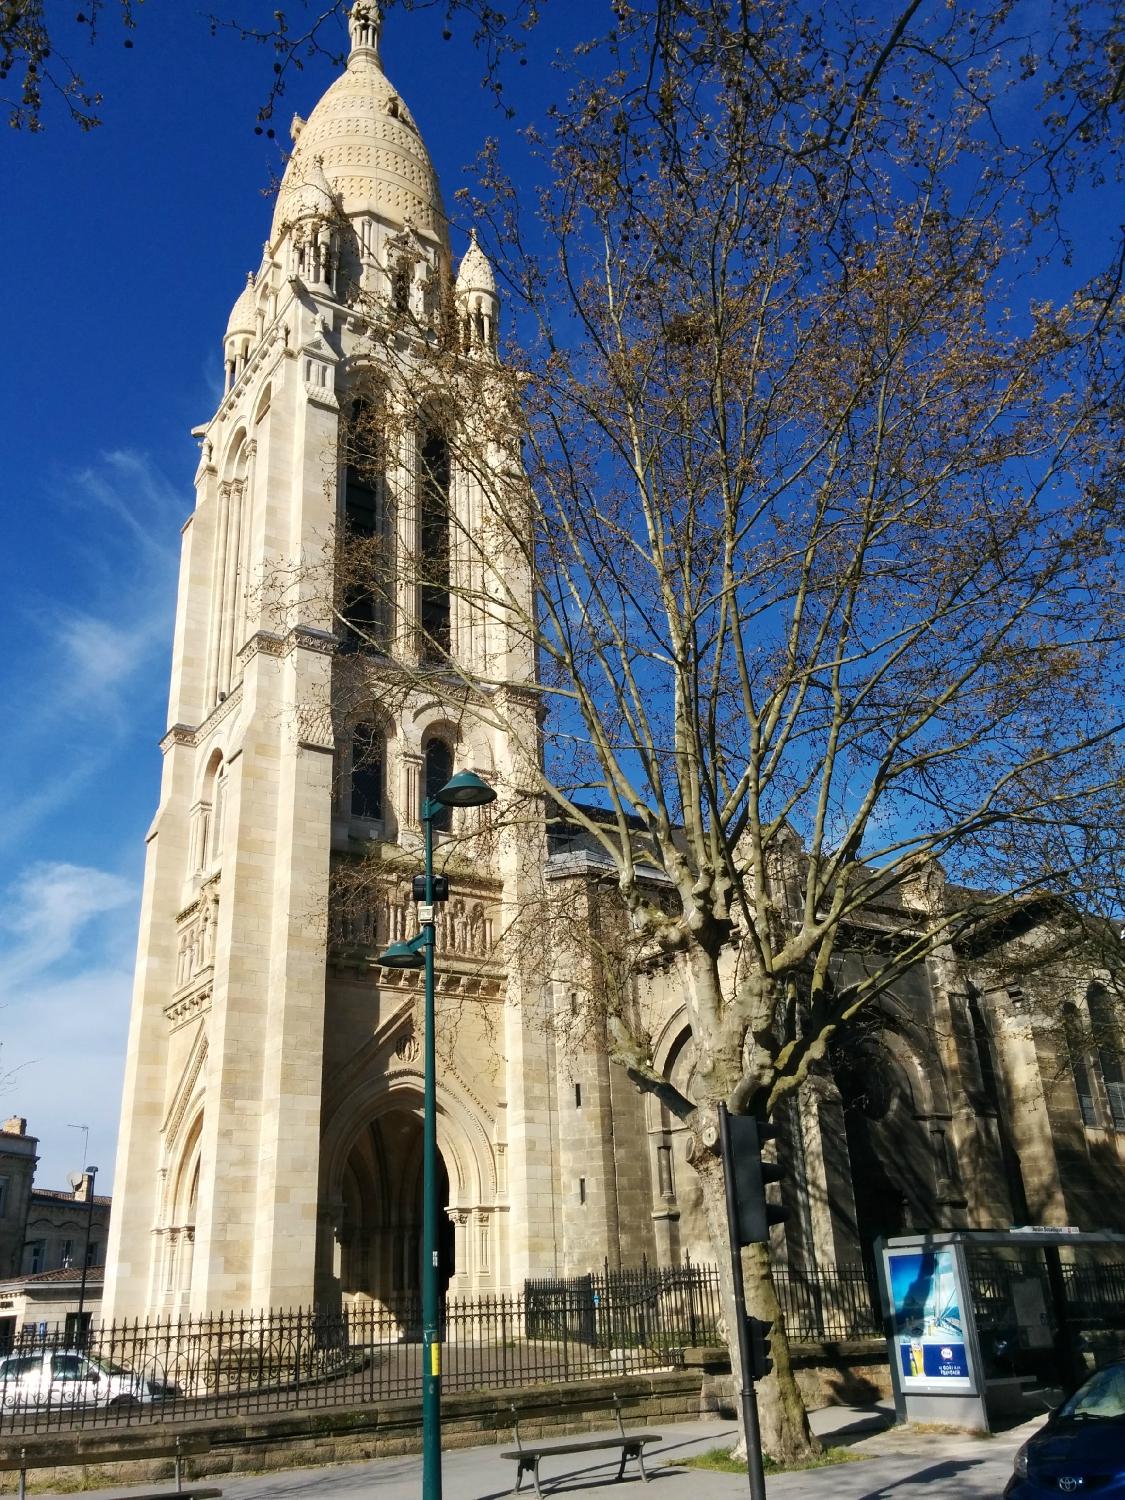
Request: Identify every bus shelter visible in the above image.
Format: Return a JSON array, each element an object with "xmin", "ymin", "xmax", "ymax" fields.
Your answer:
[{"xmin": 875, "ymin": 1229, "xmax": 1125, "ymax": 1432}]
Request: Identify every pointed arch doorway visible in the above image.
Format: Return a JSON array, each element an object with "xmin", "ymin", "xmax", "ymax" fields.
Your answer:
[{"xmin": 339, "ymin": 1099, "xmax": 455, "ymax": 1310}]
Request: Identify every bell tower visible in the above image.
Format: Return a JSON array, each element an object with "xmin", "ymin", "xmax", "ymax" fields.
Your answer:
[{"xmin": 103, "ymin": 2, "xmax": 549, "ymax": 1319}]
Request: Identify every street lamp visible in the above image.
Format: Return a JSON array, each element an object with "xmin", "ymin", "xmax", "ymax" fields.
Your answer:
[
  {"xmin": 379, "ymin": 768, "xmax": 496, "ymax": 1500},
  {"xmin": 68, "ymin": 1165, "xmax": 99, "ymax": 1347}
]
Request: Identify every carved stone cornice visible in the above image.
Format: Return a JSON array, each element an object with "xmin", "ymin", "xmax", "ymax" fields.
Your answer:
[
  {"xmin": 237, "ymin": 630, "xmax": 285, "ymax": 668},
  {"xmin": 164, "ymin": 986, "xmax": 213, "ymax": 1033},
  {"xmin": 160, "ymin": 723, "xmax": 197, "ymax": 752},
  {"xmin": 286, "ymin": 625, "xmax": 337, "ymax": 657}
]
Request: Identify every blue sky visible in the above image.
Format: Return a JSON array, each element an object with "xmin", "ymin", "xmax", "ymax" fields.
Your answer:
[
  {"xmin": 0, "ymin": 1, "xmax": 570, "ymax": 1191},
  {"xmin": 2, "ymin": 1, "xmax": 1117, "ymax": 1194}
]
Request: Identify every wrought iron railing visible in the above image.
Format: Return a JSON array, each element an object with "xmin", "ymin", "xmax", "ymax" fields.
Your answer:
[
  {"xmin": 0, "ymin": 1258, "xmax": 888, "ymax": 1436},
  {"xmin": 772, "ymin": 1264, "xmax": 884, "ymax": 1342}
]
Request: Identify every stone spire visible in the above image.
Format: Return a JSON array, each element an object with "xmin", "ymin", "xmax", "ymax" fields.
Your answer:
[
  {"xmin": 456, "ymin": 228, "xmax": 499, "ymax": 353},
  {"xmin": 348, "ymin": 1, "xmax": 382, "ymax": 66}
]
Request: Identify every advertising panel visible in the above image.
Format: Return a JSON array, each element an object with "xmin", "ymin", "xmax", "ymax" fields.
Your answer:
[{"xmin": 885, "ymin": 1246, "xmax": 976, "ymax": 1392}]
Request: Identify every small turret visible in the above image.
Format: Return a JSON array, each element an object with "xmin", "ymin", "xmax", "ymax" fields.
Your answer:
[
  {"xmin": 223, "ymin": 273, "xmax": 256, "ymax": 392},
  {"xmin": 455, "ymin": 229, "xmax": 498, "ymax": 354},
  {"xmin": 348, "ymin": 1, "xmax": 382, "ymax": 67},
  {"xmin": 282, "ymin": 156, "xmax": 340, "ymax": 287}
]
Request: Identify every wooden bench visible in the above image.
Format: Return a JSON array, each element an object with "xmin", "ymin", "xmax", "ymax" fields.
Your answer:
[
  {"xmin": 0, "ymin": 1432, "xmax": 222, "ymax": 1500},
  {"xmin": 501, "ymin": 1397, "xmax": 661, "ymax": 1499}
]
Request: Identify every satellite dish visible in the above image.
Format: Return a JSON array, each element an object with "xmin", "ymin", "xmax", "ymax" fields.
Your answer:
[{"xmin": 68, "ymin": 1172, "xmax": 84, "ymax": 1191}]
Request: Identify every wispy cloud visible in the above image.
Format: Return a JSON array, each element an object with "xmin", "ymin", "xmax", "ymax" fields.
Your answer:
[
  {"xmin": 0, "ymin": 862, "xmax": 135, "ymax": 993},
  {"xmin": 0, "ymin": 448, "xmax": 182, "ymax": 852},
  {"xmin": 0, "ymin": 861, "xmax": 138, "ymax": 1189}
]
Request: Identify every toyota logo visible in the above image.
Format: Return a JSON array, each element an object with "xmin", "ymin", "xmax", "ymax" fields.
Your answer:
[{"xmin": 1058, "ymin": 1479, "xmax": 1082, "ymax": 1493}]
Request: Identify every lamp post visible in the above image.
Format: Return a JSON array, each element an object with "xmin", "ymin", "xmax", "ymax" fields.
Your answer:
[
  {"xmin": 69, "ymin": 1165, "xmax": 99, "ymax": 1347},
  {"xmin": 379, "ymin": 769, "xmax": 496, "ymax": 1500}
]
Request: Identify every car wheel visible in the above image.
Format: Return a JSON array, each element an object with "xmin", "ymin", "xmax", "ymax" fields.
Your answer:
[{"xmin": 109, "ymin": 1394, "xmax": 141, "ymax": 1411}]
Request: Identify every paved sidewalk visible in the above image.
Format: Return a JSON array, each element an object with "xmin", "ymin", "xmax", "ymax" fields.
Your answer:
[{"xmin": 20, "ymin": 1404, "xmax": 1043, "ymax": 1499}]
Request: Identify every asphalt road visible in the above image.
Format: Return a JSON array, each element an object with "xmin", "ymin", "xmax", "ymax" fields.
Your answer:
[{"xmin": 22, "ymin": 1406, "xmax": 1039, "ymax": 1499}]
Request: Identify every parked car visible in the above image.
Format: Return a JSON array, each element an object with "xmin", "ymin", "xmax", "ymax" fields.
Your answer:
[
  {"xmin": 0, "ymin": 1350, "xmax": 148, "ymax": 1411},
  {"xmin": 1006, "ymin": 1360, "xmax": 1125, "ymax": 1498}
]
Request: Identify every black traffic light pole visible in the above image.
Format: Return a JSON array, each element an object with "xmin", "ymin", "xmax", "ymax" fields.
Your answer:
[{"xmin": 718, "ymin": 1102, "xmax": 769, "ymax": 1500}]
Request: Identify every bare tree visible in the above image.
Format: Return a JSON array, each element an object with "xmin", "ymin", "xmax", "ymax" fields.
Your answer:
[
  {"xmin": 1, "ymin": 0, "xmax": 141, "ymax": 130},
  {"xmin": 276, "ymin": 0, "xmax": 1123, "ymax": 1462},
  {"xmin": 1, "ymin": 0, "xmax": 538, "ymax": 131}
]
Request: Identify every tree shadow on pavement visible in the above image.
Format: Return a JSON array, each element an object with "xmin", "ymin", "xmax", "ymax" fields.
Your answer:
[
  {"xmin": 817, "ymin": 1410, "xmax": 895, "ymax": 1446},
  {"xmin": 856, "ymin": 1458, "xmax": 993, "ymax": 1497}
]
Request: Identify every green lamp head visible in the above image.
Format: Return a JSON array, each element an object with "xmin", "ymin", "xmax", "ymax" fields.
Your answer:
[
  {"xmin": 434, "ymin": 770, "xmax": 497, "ymax": 808},
  {"xmin": 378, "ymin": 934, "xmax": 427, "ymax": 968}
]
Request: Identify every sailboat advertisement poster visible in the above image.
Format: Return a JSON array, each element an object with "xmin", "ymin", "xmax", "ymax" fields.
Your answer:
[{"xmin": 886, "ymin": 1247, "xmax": 975, "ymax": 1391}]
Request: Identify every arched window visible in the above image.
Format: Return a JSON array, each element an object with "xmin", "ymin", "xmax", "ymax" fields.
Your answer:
[
  {"xmin": 392, "ymin": 257, "xmax": 410, "ymax": 312},
  {"xmin": 424, "ymin": 738, "xmax": 453, "ymax": 833},
  {"xmin": 198, "ymin": 753, "xmax": 226, "ymax": 872},
  {"xmin": 342, "ymin": 396, "xmax": 389, "ymax": 651},
  {"xmin": 351, "ymin": 722, "xmax": 384, "ymax": 821},
  {"xmin": 418, "ymin": 430, "xmax": 451, "ymax": 659},
  {"xmin": 1088, "ymin": 983, "xmax": 1125, "ymax": 1131},
  {"xmin": 1064, "ymin": 1003, "xmax": 1099, "ymax": 1127},
  {"xmin": 345, "ymin": 398, "xmax": 381, "ymax": 538}
]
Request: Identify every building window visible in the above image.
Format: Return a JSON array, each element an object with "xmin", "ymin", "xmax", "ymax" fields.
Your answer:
[
  {"xmin": 574, "ymin": 1083, "xmax": 582, "ymax": 1108},
  {"xmin": 85, "ymin": 1241, "xmax": 99, "ymax": 1269},
  {"xmin": 342, "ymin": 397, "xmax": 389, "ymax": 651},
  {"xmin": 418, "ymin": 431, "xmax": 451, "ymax": 659},
  {"xmin": 64, "ymin": 1313, "xmax": 91, "ymax": 1347},
  {"xmin": 351, "ymin": 722, "xmax": 384, "ymax": 821},
  {"xmin": 424, "ymin": 738, "xmax": 453, "ymax": 833},
  {"xmin": 0, "ymin": 1179, "xmax": 7, "ymax": 1218},
  {"xmin": 61, "ymin": 1239, "xmax": 73, "ymax": 1268},
  {"xmin": 1088, "ymin": 983, "xmax": 1125, "ymax": 1130},
  {"xmin": 392, "ymin": 258, "xmax": 410, "ymax": 313},
  {"xmin": 28, "ymin": 1242, "xmax": 44, "ymax": 1274},
  {"xmin": 1064, "ymin": 1004, "xmax": 1099, "ymax": 1127},
  {"xmin": 578, "ymin": 1178, "xmax": 586, "ymax": 1205}
]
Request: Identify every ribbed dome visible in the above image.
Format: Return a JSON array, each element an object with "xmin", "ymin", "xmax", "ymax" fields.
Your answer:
[
  {"xmin": 455, "ymin": 229, "xmax": 496, "ymax": 295},
  {"xmin": 284, "ymin": 154, "xmax": 337, "ymax": 225},
  {"xmin": 225, "ymin": 273, "xmax": 256, "ymax": 337},
  {"xmin": 270, "ymin": 9, "xmax": 445, "ymax": 248}
]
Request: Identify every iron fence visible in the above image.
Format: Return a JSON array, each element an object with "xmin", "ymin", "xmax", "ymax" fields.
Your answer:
[
  {"xmin": 772, "ymin": 1264, "xmax": 884, "ymax": 1342},
  {"xmin": 525, "ymin": 1256, "xmax": 724, "ymax": 1351},
  {"xmin": 0, "ymin": 1275, "xmax": 721, "ymax": 1437},
  {"xmin": 969, "ymin": 1252, "xmax": 1125, "ymax": 1332},
  {"xmin": 0, "ymin": 1258, "xmax": 887, "ymax": 1436}
]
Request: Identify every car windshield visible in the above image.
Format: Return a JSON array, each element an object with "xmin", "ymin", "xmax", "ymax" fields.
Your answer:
[{"xmin": 1058, "ymin": 1364, "xmax": 1125, "ymax": 1420}]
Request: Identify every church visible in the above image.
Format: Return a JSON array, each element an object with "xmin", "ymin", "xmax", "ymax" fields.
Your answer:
[{"xmin": 102, "ymin": 3, "xmax": 1125, "ymax": 1323}]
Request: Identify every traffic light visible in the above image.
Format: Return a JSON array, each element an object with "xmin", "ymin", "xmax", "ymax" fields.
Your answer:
[
  {"xmin": 746, "ymin": 1316, "xmax": 774, "ymax": 1381},
  {"xmin": 412, "ymin": 874, "xmax": 450, "ymax": 902},
  {"xmin": 726, "ymin": 1114, "xmax": 788, "ymax": 1246}
]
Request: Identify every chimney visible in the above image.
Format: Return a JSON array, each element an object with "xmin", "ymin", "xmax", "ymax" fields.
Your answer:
[{"xmin": 1, "ymin": 1116, "xmax": 28, "ymax": 1136}]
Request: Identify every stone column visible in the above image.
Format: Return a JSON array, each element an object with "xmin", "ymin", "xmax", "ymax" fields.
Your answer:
[{"xmin": 991, "ymin": 1002, "xmax": 1067, "ymax": 1223}]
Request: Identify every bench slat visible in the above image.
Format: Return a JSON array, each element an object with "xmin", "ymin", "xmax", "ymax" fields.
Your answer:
[
  {"xmin": 102, "ymin": 1490, "xmax": 222, "ymax": 1500},
  {"xmin": 501, "ymin": 1435, "xmax": 660, "ymax": 1458},
  {"xmin": 501, "ymin": 1434, "xmax": 662, "ymax": 1499}
]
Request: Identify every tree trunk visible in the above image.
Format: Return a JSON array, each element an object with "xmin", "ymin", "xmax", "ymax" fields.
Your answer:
[{"xmin": 695, "ymin": 1150, "xmax": 819, "ymax": 1463}]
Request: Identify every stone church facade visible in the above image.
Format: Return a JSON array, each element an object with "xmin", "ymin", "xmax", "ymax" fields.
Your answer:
[{"xmin": 102, "ymin": 3, "xmax": 1125, "ymax": 1322}]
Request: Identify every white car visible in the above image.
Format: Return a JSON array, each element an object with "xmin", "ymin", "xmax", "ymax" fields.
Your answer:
[{"xmin": 0, "ymin": 1349, "xmax": 147, "ymax": 1411}]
